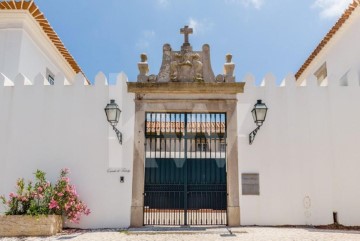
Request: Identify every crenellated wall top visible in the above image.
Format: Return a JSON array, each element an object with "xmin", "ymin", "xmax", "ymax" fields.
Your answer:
[{"xmin": 0, "ymin": 69, "xmax": 359, "ymax": 92}]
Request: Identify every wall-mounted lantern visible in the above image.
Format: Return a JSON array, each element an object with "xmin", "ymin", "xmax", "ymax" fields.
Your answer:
[
  {"xmin": 249, "ymin": 99, "xmax": 268, "ymax": 145},
  {"xmin": 105, "ymin": 99, "xmax": 122, "ymax": 144}
]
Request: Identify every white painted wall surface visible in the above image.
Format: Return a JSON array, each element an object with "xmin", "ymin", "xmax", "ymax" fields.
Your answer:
[
  {"xmin": 0, "ymin": 11, "xmax": 77, "ymax": 82},
  {"xmin": 238, "ymin": 71, "xmax": 360, "ymax": 226},
  {"xmin": 0, "ymin": 72, "xmax": 134, "ymax": 229},
  {"xmin": 297, "ymin": 8, "xmax": 360, "ymax": 85},
  {"xmin": 18, "ymin": 30, "xmax": 62, "ymax": 82},
  {"xmin": 1, "ymin": 70, "xmax": 360, "ymax": 228},
  {"xmin": 0, "ymin": 29, "xmax": 22, "ymax": 80},
  {"xmin": 0, "ymin": 29, "xmax": 63, "ymax": 81}
]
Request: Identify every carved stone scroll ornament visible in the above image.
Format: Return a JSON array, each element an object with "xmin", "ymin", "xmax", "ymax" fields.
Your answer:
[
  {"xmin": 170, "ymin": 59, "xmax": 178, "ymax": 81},
  {"xmin": 148, "ymin": 74, "xmax": 157, "ymax": 82},
  {"xmin": 192, "ymin": 53, "xmax": 203, "ymax": 82},
  {"xmin": 216, "ymin": 74, "xmax": 225, "ymax": 82},
  {"xmin": 170, "ymin": 50, "xmax": 203, "ymax": 82}
]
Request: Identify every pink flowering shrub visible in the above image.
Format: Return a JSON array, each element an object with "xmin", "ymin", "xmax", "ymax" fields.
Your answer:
[
  {"xmin": 48, "ymin": 168, "xmax": 90, "ymax": 223},
  {"xmin": 0, "ymin": 169, "xmax": 90, "ymax": 224}
]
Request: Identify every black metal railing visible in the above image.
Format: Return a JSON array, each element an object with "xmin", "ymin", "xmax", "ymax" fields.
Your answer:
[{"xmin": 144, "ymin": 189, "xmax": 227, "ymax": 225}]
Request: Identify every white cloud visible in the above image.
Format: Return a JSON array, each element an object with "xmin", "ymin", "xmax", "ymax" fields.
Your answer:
[
  {"xmin": 312, "ymin": 0, "xmax": 352, "ymax": 19},
  {"xmin": 188, "ymin": 18, "xmax": 214, "ymax": 35},
  {"xmin": 135, "ymin": 30, "xmax": 156, "ymax": 50},
  {"xmin": 224, "ymin": 0, "xmax": 264, "ymax": 9},
  {"xmin": 189, "ymin": 18, "xmax": 200, "ymax": 34}
]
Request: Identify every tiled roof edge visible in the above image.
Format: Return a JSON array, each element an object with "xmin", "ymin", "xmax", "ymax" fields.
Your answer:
[
  {"xmin": 295, "ymin": 0, "xmax": 360, "ymax": 80},
  {"xmin": 0, "ymin": 0, "xmax": 89, "ymax": 84}
]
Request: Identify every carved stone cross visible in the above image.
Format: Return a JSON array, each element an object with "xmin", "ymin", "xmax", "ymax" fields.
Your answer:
[{"xmin": 180, "ymin": 25, "xmax": 193, "ymax": 44}]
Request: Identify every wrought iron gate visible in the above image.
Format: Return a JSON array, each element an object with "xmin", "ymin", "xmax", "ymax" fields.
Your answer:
[{"xmin": 144, "ymin": 113, "xmax": 227, "ymax": 225}]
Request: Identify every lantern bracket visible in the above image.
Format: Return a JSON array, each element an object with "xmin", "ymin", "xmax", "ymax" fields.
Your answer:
[
  {"xmin": 249, "ymin": 126, "xmax": 260, "ymax": 145},
  {"xmin": 112, "ymin": 125, "xmax": 123, "ymax": 145}
]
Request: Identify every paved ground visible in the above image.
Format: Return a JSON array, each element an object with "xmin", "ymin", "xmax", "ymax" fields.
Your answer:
[{"xmin": 1, "ymin": 226, "xmax": 360, "ymax": 241}]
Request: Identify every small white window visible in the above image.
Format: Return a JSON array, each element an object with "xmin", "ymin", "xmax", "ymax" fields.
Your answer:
[
  {"xmin": 46, "ymin": 68, "xmax": 55, "ymax": 85},
  {"xmin": 314, "ymin": 62, "xmax": 327, "ymax": 86}
]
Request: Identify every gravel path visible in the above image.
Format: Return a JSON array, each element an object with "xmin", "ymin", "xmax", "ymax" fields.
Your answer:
[{"xmin": 1, "ymin": 227, "xmax": 360, "ymax": 241}]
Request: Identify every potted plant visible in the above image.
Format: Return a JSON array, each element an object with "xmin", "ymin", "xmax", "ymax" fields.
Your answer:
[{"xmin": 0, "ymin": 168, "xmax": 90, "ymax": 237}]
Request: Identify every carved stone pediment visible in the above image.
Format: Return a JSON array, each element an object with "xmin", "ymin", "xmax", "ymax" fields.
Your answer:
[
  {"xmin": 137, "ymin": 25, "xmax": 235, "ymax": 83},
  {"xmin": 158, "ymin": 44, "xmax": 215, "ymax": 82}
]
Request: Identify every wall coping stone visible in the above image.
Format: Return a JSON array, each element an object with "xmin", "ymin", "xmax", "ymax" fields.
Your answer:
[
  {"xmin": 127, "ymin": 82, "xmax": 245, "ymax": 94},
  {"xmin": 0, "ymin": 215, "xmax": 62, "ymax": 237}
]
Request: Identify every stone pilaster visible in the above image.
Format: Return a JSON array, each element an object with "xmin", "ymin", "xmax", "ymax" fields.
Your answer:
[
  {"xmin": 226, "ymin": 103, "xmax": 240, "ymax": 226},
  {"xmin": 130, "ymin": 102, "xmax": 146, "ymax": 227}
]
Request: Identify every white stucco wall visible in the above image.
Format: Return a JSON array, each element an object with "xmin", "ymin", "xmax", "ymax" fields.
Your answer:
[
  {"xmin": 17, "ymin": 30, "xmax": 62, "ymax": 82},
  {"xmin": 297, "ymin": 8, "xmax": 360, "ymax": 85},
  {"xmin": 0, "ymin": 72, "xmax": 134, "ymax": 229},
  {"xmin": 0, "ymin": 11, "xmax": 77, "ymax": 82},
  {"xmin": 1, "ymin": 70, "xmax": 360, "ymax": 228},
  {"xmin": 238, "ymin": 71, "xmax": 360, "ymax": 226},
  {"xmin": 0, "ymin": 28, "xmax": 66, "ymax": 81},
  {"xmin": 0, "ymin": 29, "xmax": 22, "ymax": 80}
]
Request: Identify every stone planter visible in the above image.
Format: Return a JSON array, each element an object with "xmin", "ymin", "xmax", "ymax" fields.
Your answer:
[{"xmin": 0, "ymin": 215, "xmax": 62, "ymax": 237}]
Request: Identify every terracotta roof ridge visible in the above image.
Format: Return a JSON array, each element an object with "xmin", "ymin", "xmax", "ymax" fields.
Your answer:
[
  {"xmin": 295, "ymin": 0, "xmax": 360, "ymax": 79},
  {"xmin": 0, "ymin": 0, "xmax": 89, "ymax": 84}
]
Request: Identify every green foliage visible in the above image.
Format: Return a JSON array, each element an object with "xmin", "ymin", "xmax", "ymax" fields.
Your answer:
[{"xmin": 0, "ymin": 169, "xmax": 90, "ymax": 223}]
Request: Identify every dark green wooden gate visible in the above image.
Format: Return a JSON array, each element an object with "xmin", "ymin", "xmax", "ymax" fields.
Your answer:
[{"xmin": 144, "ymin": 113, "xmax": 227, "ymax": 225}]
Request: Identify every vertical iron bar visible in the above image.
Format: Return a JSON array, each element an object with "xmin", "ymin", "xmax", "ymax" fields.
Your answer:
[
  {"xmin": 155, "ymin": 132, "xmax": 158, "ymax": 158},
  {"xmin": 195, "ymin": 114, "xmax": 197, "ymax": 159},
  {"xmin": 178, "ymin": 191, "xmax": 181, "ymax": 225},
  {"xmin": 154, "ymin": 192, "xmax": 158, "ymax": 224},
  {"xmin": 165, "ymin": 133, "xmax": 167, "ymax": 159},
  {"xmin": 215, "ymin": 114, "xmax": 218, "ymax": 159},
  {"xmin": 167, "ymin": 192, "xmax": 169, "ymax": 225},
  {"xmin": 184, "ymin": 113, "xmax": 188, "ymax": 225},
  {"xmin": 216, "ymin": 191, "xmax": 218, "ymax": 225},
  {"xmin": 175, "ymin": 115, "xmax": 177, "ymax": 159},
  {"xmin": 200, "ymin": 192, "xmax": 203, "ymax": 225},
  {"xmin": 160, "ymin": 138, "xmax": 162, "ymax": 159},
  {"xmin": 210, "ymin": 114, "xmax": 213, "ymax": 158},
  {"xmin": 206, "ymin": 114, "xmax": 208, "ymax": 159}
]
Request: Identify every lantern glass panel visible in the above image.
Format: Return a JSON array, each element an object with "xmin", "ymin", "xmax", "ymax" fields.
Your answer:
[
  {"xmin": 105, "ymin": 108, "xmax": 117, "ymax": 124},
  {"xmin": 251, "ymin": 108, "xmax": 257, "ymax": 122},
  {"xmin": 115, "ymin": 108, "xmax": 121, "ymax": 122},
  {"xmin": 255, "ymin": 107, "xmax": 267, "ymax": 122},
  {"xmin": 251, "ymin": 100, "xmax": 268, "ymax": 126}
]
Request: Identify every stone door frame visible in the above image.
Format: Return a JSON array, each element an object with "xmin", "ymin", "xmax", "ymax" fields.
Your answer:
[{"xmin": 129, "ymin": 97, "xmax": 240, "ymax": 227}]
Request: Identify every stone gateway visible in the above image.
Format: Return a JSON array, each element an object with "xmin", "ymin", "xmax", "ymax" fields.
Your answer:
[{"xmin": 129, "ymin": 26, "xmax": 243, "ymax": 226}]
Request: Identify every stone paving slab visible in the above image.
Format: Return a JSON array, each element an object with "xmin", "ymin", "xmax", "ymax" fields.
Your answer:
[
  {"xmin": 1, "ymin": 227, "xmax": 360, "ymax": 241},
  {"xmin": 127, "ymin": 225, "xmax": 235, "ymax": 234}
]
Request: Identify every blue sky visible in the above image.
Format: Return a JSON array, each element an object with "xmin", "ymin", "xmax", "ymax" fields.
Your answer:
[{"xmin": 35, "ymin": 0, "xmax": 352, "ymax": 84}]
